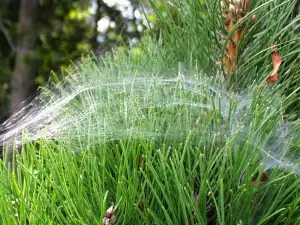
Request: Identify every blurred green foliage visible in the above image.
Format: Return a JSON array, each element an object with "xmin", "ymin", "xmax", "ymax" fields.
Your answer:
[{"xmin": 0, "ymin": 0, "xmax": 153, "ymax": 122}]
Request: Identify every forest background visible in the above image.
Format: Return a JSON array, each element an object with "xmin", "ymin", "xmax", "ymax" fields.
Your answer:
[{"xmin": 0, "ymin": 0, "xmax": 156, "ymax": 123}]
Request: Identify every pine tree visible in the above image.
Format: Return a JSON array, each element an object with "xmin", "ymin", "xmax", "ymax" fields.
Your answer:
[{"xmin": 0, "ymin": 0, "xmax": 299, "ymax": 224}]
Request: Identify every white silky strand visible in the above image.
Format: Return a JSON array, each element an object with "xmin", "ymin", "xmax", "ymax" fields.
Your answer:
[{"xmin": 0, "ymin": 68, "xmax": 299, "ymax": 175}]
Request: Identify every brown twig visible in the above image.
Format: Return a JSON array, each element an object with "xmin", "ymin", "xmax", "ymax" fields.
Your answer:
[{"xmin": 221, "ymin": 0, "xmax": 250, "ymax": 78}]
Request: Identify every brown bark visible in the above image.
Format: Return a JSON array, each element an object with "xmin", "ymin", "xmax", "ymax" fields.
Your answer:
[{"xmin": 10, "ymin": 0, "xmax": 37, "ymax": 114}]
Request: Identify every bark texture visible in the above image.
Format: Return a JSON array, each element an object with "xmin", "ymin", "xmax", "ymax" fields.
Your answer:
[{"xmin": 11, "ymin": 0, "xmax": 37, "ymax": 114}]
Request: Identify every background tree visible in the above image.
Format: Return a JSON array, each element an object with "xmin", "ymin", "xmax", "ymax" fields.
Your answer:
[{"xmin": 11, "ymin": 0, "xmax": 38, "ymax": 114}]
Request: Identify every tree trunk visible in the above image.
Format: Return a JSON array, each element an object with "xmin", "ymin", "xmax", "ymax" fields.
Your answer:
[{"xmin": 10, "ymin": 0, "xmax": 37, "ymax": 114}]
